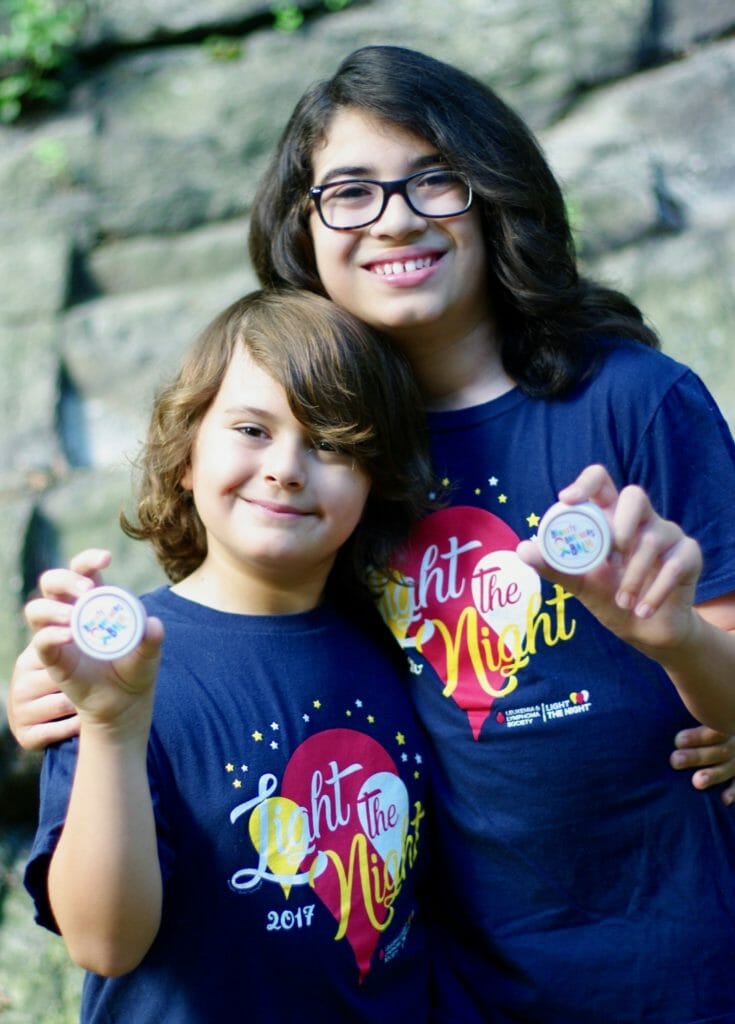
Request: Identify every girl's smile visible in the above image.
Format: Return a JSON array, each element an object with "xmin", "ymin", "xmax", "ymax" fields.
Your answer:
[{"xmin": 309, "ymin": 107, "xmax": 492, "ymax": 346}]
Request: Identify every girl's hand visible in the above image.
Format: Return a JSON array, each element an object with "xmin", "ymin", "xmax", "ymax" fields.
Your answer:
[
  {"xmin": 671, "ymin": 726, "xmax": 735, "ymax": 805},
  {"xmin": 516, "ymin": 464, "xmax": 702, "ymax": 656},
  {"xmin": 5, "ymin": 641, "xmax": 79, "ymax": 750}
]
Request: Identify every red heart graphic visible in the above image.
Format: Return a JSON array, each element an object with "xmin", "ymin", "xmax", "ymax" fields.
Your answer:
[
  {"xmin": 280, "ymin": 729, "xmax": 407, "ymax": 980},
  {"xmin": 382, "ymin": 507, "xmax": 541, "ymax": 738}
]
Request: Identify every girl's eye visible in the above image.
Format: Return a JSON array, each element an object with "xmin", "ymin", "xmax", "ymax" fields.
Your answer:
[{"xmin": 313, "ymin": 438, "xmax": 337, "ymax": 452}]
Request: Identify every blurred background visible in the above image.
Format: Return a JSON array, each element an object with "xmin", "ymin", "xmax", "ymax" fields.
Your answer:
[{"xmin": 1, "ymin": 0, "xmax": 734, "ymax": 1018}]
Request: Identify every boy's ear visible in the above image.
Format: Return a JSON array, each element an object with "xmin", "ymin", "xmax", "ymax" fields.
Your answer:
[{"xmin": 180, "ymin": 464, "xmax": 192, "ymax": 491}]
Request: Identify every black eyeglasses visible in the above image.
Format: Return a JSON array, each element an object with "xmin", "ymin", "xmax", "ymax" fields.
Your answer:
[{"xmin": 309, "ymin": 167, "xmax": 473, "ymax": 230}]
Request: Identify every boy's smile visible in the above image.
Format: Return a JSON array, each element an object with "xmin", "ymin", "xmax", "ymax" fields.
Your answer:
[{"xmin": 178, "ymin": 347, "xmax": 370, "ymax": 613}]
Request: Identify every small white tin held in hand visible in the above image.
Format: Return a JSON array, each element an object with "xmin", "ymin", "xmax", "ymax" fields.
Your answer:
[
  {"xmin": 537, "ymin": 501, "xmax": 612, "ymax": 575},
  {"xmin": 71, "ymin": 586, "xmax": 146, "ymax": 661}
]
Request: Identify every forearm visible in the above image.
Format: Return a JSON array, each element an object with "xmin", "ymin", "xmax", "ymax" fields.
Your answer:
[
  {"xmin": 49, "ymin": 711, "xmax": 162, "ymax": 976},
  {"xmin": 638, "ymin": 611, "xmax": 735, "ymax": 735}
]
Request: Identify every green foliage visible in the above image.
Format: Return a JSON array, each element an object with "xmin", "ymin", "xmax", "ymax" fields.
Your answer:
[
  {"xmin": 272, "ymin": 3, "xmax": 304, "ymax": 33},
  {"xmin": 271, "ymin": 0, "xmax": 354, "ymax": 34},
  {"xmin": 202, "ymin": 34, "xmax": 243, "ymax": 62},
  {"xmin": 32, "ymin": 135, "xmax": 69, "ymax": 178},
  {"xmin": 0, "ymin": 0, "xmax": 85, "ymax": 124}
]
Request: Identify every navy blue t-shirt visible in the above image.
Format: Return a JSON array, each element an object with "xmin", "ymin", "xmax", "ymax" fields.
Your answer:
[
  {"xmin": 377, "ymin": 340, "xmax": 735, "ymax": 1023},
  {"xmin": 26, "ymin": 591, "xmax": 431, "ymax": 1023}
]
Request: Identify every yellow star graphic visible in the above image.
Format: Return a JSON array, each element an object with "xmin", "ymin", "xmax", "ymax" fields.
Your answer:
[
  {"xmin": 396, "ymin": 732, "xmax": 406, "ymax": 746},
  {"xmin": 367, "ymin": 714, "xmax": 375, "ymax": 724},
  {"xmin": 441, "ymin": 477, "xmax": 450, "ymax": 487},
  {"xmin": 527, "ymin": 512, "xmax": 540, "ymax": 528},
  {"xmin": 498, "ymin": 494, "xmax": 508, "ymax": 504},
  {"xmin": 252, "ymin": 730, "xmax": 263, "ymax": 742},
  {"xmin": 225, "ymin": 763, "xmax": 234, "ymax": 773},
  {"xmin": 345, "ymin": 709, "xmax": 352, "ymax": 717},
  {"xmin": 313, "ymin": 699, "xmax": 322, "ymax": 709},
  {"xmin": 233, "ymin": 778, "xmax": 242, "ymax": 789},
  {"xmin": 474, "ymin": 487, "xmax": 481, "ymax": 495}
]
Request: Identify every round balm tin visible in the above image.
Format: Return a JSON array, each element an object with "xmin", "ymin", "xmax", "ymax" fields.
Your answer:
[
  {"xmin": 71, "ymin": 586, "xmax": 146, "ymax": 661},
  {"xmin": 537, "ymin": 501, "xmax": 611, "ymax": 575}
]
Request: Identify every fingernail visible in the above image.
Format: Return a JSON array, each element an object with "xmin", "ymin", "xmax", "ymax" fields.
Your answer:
[
  {"xmin": 635, "ymin": 602, "xmax": 652, "ymax": 619},
  {"xmin": 615, "ymin": 591, "xmax": 632, "ymax": 611}
]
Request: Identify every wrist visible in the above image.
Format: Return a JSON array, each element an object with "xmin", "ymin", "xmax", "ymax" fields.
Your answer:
[{"xmin": 78, "ymin": 696, "xmax": 153, "ymax": 754}]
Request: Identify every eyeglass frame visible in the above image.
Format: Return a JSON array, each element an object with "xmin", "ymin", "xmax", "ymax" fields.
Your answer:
[{"xmin": 308, "ymin": 167, "xmax": 474, "ymax": 231}]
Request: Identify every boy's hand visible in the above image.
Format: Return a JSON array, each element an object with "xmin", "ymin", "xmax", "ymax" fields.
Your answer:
[
  {"xmin": 24, "ymin": 555, "xmax": 163, "ymax": 733},
  {"xmin": 6, "ymin": 548, "xmax": 114, "ymax": 748}
]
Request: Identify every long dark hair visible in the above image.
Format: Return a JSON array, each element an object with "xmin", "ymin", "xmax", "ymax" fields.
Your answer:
[
  {"xmin": 249, "ymin": 44, "xmax": 659, "ymax": 397},
  {"xmin": 121, "ymin": 289, "xmax": 435, "ymax": 600}
]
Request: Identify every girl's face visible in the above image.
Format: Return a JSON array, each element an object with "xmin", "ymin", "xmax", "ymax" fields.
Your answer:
[
  {"xmin": 181, "ymin": 346, "xmax": 371, "ymax": 609},
  {"xmin": 308, "ymin": 107, "xmax": 491, "ymax": 349}
]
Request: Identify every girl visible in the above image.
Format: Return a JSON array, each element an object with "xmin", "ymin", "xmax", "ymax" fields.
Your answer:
[
  {"xmin": 246, "ymin": 46, "xmax": 735, "ymax": 1022},
  {"xmin": 23, "ymin": 289, "xmax": 435, "ymax": 1023}
]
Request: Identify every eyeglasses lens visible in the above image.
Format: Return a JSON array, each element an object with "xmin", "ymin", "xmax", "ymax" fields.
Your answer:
[{"xmin": 318, "ymin": 170, "xmax": 471, "ymax": 229}]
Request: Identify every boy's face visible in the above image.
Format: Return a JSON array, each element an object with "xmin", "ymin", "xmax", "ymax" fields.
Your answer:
[
  {"xmin": 308, "ymin": 106, "xmax": 490, "ymax": 352},
  {"xmin": 181, "ymin": 347, "xmax": 371, "ymax": 607}
]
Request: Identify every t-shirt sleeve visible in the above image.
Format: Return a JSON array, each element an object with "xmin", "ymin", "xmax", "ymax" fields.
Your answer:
[
  {"xmin": 24, "ymin": 731, "xmax": 177, "ymax": 935},
  {"xmin": 24, "ymin": 738, "xmax": 78, "ymax": 933},
  {"xmin": 628, "ymin": 368, "xmax": 735, "ymax": 603}
]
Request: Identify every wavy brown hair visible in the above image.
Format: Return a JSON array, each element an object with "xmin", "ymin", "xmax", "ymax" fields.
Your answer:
[
  {"xmin": 249, "ymin": 44, "xmax": 659, "ymax": 397},
  {"xmin": 121, "ymin": 289, "xmax": 435, "ymax": 597}
]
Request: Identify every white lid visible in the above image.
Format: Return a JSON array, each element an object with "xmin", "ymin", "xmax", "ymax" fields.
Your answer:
[
  {"xmin": 70, "ymin": 586, "xmax": 146, "ymax": 661},
  {"xmin": 537, "ymin": 501, "xmax": 611, "ymax": 575}
]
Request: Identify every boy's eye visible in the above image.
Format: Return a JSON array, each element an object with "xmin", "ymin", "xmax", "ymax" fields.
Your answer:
[
  {"xmin": 309, "ymin": 438, "xmax": 354, "ymax": 464},
  {"xmin": 237, "ymin": 424, "xmax": 267, "ymax": 439}
]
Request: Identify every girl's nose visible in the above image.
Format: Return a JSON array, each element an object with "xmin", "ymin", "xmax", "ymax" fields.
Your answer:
[{"xmin": 369, "ymin": 192, "xmax": 427, "ymax": 238}]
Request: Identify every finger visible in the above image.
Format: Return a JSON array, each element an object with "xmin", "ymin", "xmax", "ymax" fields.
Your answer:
[
  {"xmin": 609, "ymin": 485, "xmax": 656, "ymax": 552},
  {"xmin": 36, "ymin": 568, "xmax": 96, "ymax": 604},
  {"xmin": 32, "ymin": 624, "xmax": 76, "ymax": 669},
  {"xmin": 17, "ymin": 713, "xmax": 81, "ymax": 752},
  {"xmin": 674, "ymin": 725, "xmax": 729, "ymax": 750},
  {"xmin": 614, "ymin": 525, "xmax": 700, "ymax": 617},
  {"xmin": 557, "ymin": 464, "xmax": 619, "ymax": 508},
  {"xmin": 68, "ymin": 548, "xmax": 112, "ymax": 587},
  {"xmin": 25, "ymin": 596, "xmax": 76, "ymax": 631},
  {"xmin": 516, "ymin": 538, "xmax": 547, "ymax": 573},
  {"xmin": 671, "ymin": 742, "xmax": 734, "ymax": 771},
  {"xmin": 721, "ymin": 780, "xmax": 735, "ymax": 807},
  {"xmin": 12, "ymin": 686, "xmax": 77, "ymax": 727},
  {"xmin": 690, "ymin": 763, "xmax": 735, "ymax": 792}
]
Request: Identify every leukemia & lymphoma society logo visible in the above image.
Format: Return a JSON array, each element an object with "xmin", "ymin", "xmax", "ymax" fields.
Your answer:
[
  {"xmin": 495, "ymin": 689, "xmax": 591, "ymax": 729},
  {"xmin": 378, "ymin": 506, "xmax": 578, "ymax": 739}
]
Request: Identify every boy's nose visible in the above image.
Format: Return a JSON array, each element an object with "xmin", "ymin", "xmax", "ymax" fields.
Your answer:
[{"xmin": 263, "ymin": 440, "xmax": 307, "ymax": 489}]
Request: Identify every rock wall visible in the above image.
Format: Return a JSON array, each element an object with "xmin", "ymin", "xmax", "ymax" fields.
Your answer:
[{"xmin": 1, "ymin": 1, "xmax": 734, "ymax": 1018}]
